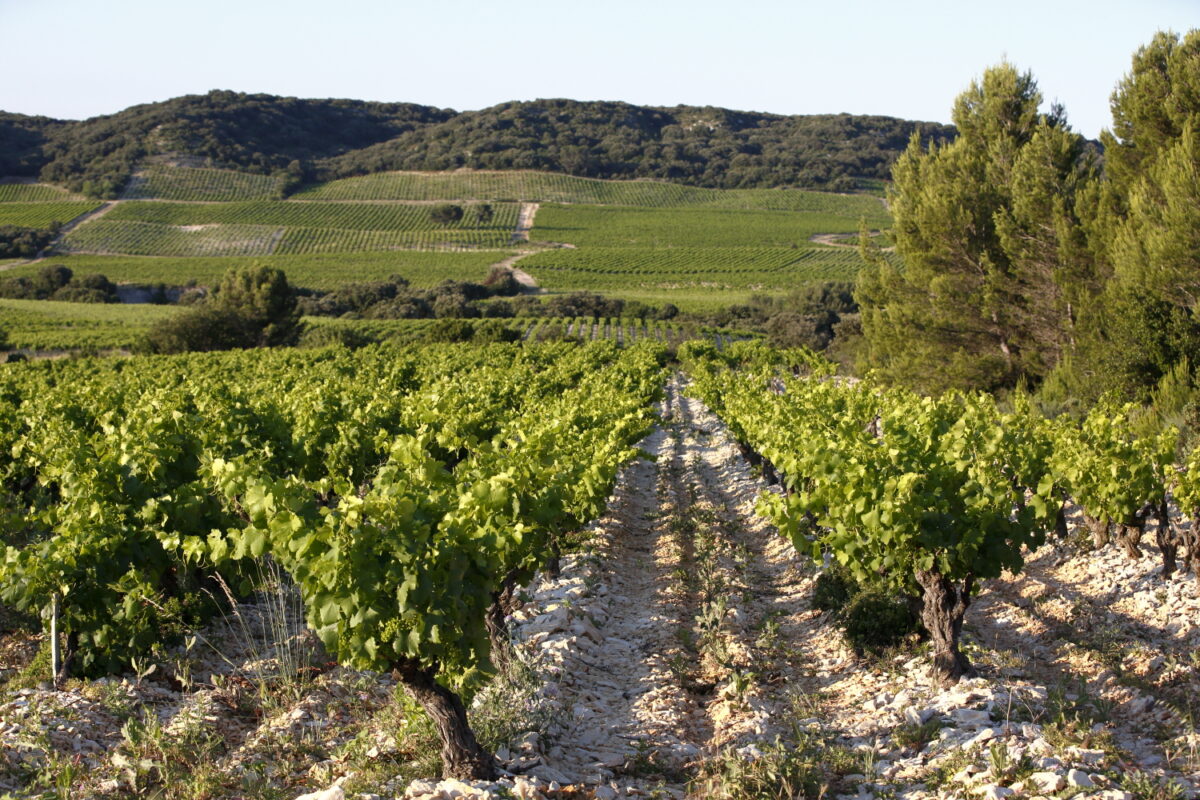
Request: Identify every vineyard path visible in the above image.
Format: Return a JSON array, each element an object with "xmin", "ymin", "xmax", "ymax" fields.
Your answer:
[
  {"xmin": 519, "ymin": 374, "xmax": 809, "ymax": 794},
  {"xmin": 488, "ymin": 250, "xmax": 541, "ymax": 291},
  {"xmin": 808, "ymin": 230, "xmax": 894, "ymax": 251},
  {"xmin": 511, "ymin": 202, "xmax": 539, "ymax": 244}
]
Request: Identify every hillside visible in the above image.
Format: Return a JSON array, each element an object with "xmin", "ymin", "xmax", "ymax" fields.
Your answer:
[
  {"xmin": 0, "ymin": 92, "xmax": 955, "ymax": 197},
  {"xmin": 0, "ymin": 166, "xmax": 886, "ymax": 318}
]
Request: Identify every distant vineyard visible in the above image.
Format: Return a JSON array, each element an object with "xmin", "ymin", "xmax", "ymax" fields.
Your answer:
[
  {"xmin": 531, "ymin": 204, "xmax": 872, "ymax": 248},
  {"xmin": 1, "ymin": 251, "xmax": 511, "ymax": 290},
  {"xmin": 0, "ymin": 298, "xmax": 179, "ymax": 350},
  {"xmin": 0, "ymin": 184, "xmax": 88, "ymax": 203},
  {"xmin": 64, "ymin": 201, "xmax": 519, "ymax": 256},
  {"xmin": 519, "ymin": 245, "xmax": 873, "ymax": 290},
  {"xmin": 295, "ymin": 169, "xmax": 889, "ymax": 217},
  {"xmin": 306, "ymin": 315, "xmax": 751, "ymax": 348},
  {"xmin": 121, "ymin": 165, "xmax": 284, "ymax": 201},
  {"xmin": 63, "ymin": 220, "xmax": 282, "ymax": 257},
  {"xmin": 105, "ymin": 200, "xmax": 519, "ymax": 232},
  {"xmin": 0, "ymin": 202, "xmax": 101, "ymax": 229}
]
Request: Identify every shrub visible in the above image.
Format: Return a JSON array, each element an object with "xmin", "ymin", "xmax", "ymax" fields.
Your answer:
[
  {"xmin": 51, "ymin": 287, "xmax": 112, "ymax": 304},
  {"xmin": 430, "ymin": 203, "xmax": 464, "ymax": 226},
  {"xmin": 140, "ymin": 307, "xmax": 258, "ymax": 354},
  {"xmin": 839, "ymin": 588, "xmax": 921, "ymax": 656},
  {"xmin": 211, "ymin": 266, "xmax": 303, "ymax": 347},
  {"xmin": 811, "ymin": 563, "xmax": 859, "ymax": 613}
]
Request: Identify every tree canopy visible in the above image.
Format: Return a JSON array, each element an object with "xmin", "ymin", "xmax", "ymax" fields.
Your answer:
[{"xmin": 856, "ymin": 63, "xmax": 1097, "ymax": 394}]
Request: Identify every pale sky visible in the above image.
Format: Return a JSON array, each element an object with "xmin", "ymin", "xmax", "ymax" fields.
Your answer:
[{"xmin": 1, "ymin": 0, "xmax": 1196, "ymax": 139}]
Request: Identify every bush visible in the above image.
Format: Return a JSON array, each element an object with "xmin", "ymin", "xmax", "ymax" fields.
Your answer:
[
  {"xmin": 140, "ymin": 307, "xmax": 258, "ymax": 354},
  {"xmin": 429, "ymin": 203, "xmax": 464, "ymax": 226},
  {"xmin": 50, "ymin": 287, "xmax": 112, "ymax": 304},
  {"xmin": 211, "ymin": 266, "xmax": 303, "ymax": 346},
  {"xmin": 811, "ymin": 563, "xmax": 859, "ymax": 613},
  {"xmin": 839, "ymin": 588, "xmax": 921, "ymax": 656},
  {"xmin": 482, "ymin": 266, "xmax": 520, "ymax": 296}
]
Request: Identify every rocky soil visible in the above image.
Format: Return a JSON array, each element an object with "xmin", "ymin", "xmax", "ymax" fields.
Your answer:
[{"xmin": 1, "ymin": 376, "xmax": 1198, "ymax": 800}]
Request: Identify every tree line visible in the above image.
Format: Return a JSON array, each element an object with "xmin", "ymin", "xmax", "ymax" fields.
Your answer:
[{"xmin": 855, "ymin": 30, "xmax": 1200, "ymax": 413}]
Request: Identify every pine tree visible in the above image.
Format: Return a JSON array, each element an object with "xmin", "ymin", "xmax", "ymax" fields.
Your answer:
[
  {"xmin": 857, "ymin": 63, "xmax": 1097, "ymax": 393},
  {"xmin": 1076, "ymin": 30, "xmax": 1200, "ymax": 399}
]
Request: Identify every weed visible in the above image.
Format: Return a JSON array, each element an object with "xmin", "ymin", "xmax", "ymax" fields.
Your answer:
[
  {"xmin": 690, "ymin": 738, "xmax": 827, "ymax": 799},
  {"xmin": 891, "ymin": 718, "xmax": 944, "ymax": 752},
  {"xmin": 1120, "ymin": 770, "xmax": 1188, "ymax": 800}
]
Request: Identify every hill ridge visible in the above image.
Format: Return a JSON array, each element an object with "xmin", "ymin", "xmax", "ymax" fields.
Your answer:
[{"xmin": 0, "ymin": 92, "xmax": 955, "ymax": 198}]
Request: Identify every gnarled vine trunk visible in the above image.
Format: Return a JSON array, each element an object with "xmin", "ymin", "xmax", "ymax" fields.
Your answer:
[
  {"xmin": 1054, "ymin": 499, "xmax": 1070, "ymax": 540},
  {"xmin": 1184, "ymin": 510, "xmax": 1200, "ymax": 575},
  {"xmin": 1155, "ymin": 500, "xmax": 1178, "ymax": 577},
  {"xmin": 393, "ymin": 659, "xmax": 497, "ymax": 781},
  {"xmin": 914, "ymin": 570, "xmax": 974, "ymax": 687},
  {"xmin": 485, "ymin": 569, "xmax": 521, "ymax": 674},
  {"xmin": 1084, "ymin": 513, "xmax": 1110, "ymax": 549},
  {"xmin": 1116, "ymin": 517, "xmax": 1144, "ymax": 559}
]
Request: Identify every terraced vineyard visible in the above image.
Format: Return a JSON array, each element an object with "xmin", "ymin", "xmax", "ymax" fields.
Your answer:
[
  {"xmin": 0, "ymin": 184, "xmax": 89, "ymax": 202},
  {"xmin": 531, "ymin": 204, "xmax": 876, "ymax": 247},
  {"xmin": 0, "ymin": 202, "xmax": 102, "ymax": 229},
  {"xmin": 15, "ymin": 163, "xmax": 887, "ymax": 307},
  {"xmin": 63, "ymin": 201, "xmax": 519, "ymax": 256},
  {"xmin": 520, "ymin": 245, "xmax": 877, "ymax": 290},
  {"xmin": 122, "ymin": 165, "xmax": 284, "ymax": 201},
  {"xmin": 295, "ymin": 169, "xmax": 888, "ymax": 215}
]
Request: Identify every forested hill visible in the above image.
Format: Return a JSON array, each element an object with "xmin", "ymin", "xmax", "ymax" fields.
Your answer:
[{"xmin": 0, "ymin": 91, "xmax": 955, "ymax": 197}]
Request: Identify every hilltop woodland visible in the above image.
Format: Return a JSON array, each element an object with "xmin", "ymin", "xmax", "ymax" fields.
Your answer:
[
  {"xmin": 0, "ymin": 97, "xmax": 952, "ymax": 198},
  {"xmin": 855, "ymin": 30, "xmax": 1200, "ymax": 415}
]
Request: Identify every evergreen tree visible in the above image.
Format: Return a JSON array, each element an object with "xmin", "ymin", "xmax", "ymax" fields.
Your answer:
[
  {"xmin": 857, "ymin": 63, "xmax": 1096, "ymax": 393},
  {"xmin": 212, "ymin": 265, "xmax": 304, "ymax": 347},
  {"xmin": 1077, "ymin": 30, "xmax": 1200, "ymax": 399}
]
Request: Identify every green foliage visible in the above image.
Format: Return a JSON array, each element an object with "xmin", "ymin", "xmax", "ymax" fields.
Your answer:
[
  {"xmin": 857, "ymin": 62, "xmax": 1098, "ymax": 393},
  {"xmin": 140, "ymin": 266, "xmax": 302, "ymax": 353},
  {"xmin": 1048, "ymin": 399, "xmax": 1177, "ymax": 528},
  {"xmin": 211, "ymin": 265, "xmax": 303, "ymax": 346},
  {"xmin": 429, "ymin": 203, "xmax": 465, "ymax": 226},
  {"xmin": 0, "ymin": 203, "xmax": 98, "ymax": 230},
  {"xmin": 0, "ymin": 225, "xmax": 58, "ymax": 259},
  {"xmin": 0, "ymin": 264, "xmax": 119, "ymax": 303}
]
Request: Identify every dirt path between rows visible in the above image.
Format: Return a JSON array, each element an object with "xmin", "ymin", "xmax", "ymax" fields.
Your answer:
[
  {"xmin": 808, "ymin": 230, "xmax": 894, "ymax": 251},
  {"xmin": 510, "ymin": 376, "xmax": 810, "ymax": 796},
  {"xmin": 512, "ymin": 202, "xmax": 539, "ymax": 244}
]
